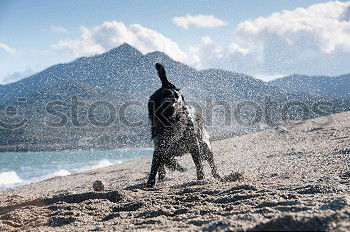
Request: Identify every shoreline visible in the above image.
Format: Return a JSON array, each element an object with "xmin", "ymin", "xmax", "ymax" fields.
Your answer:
[
  {"xmin": 0, "ymin": 144, "xmax": 154, "ymax": 154},
  {"xmin": 0, "ymin": 148, "xmax": 154, "ymax": 192},
  {"xmin": 1, "ymin": 112, "xmax": 350, "ymax": 231},
  {"xmin": 0, "ymin": 133, "xmax": 242, "ymax": 153}
]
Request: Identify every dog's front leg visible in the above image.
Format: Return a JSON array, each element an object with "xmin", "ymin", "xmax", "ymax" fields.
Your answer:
[
  {"xmin": 146, "ymin": 150, "xmax": 161, "ymax": 188},
  {"xmin": 158, "ymin": 163, "xmax": 166, "ymax": 182}
]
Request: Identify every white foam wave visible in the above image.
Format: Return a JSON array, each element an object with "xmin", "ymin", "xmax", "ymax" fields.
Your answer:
[
  {"xmin": 0, "ymin": 171, "xmax": 23, "ymax": 185},
  {"xmin": 117, "ymin": 147, "xmax": 154, "ymax": 151},
  {"xmin": 0, "ymin": 159, "xmax": 123, "ymax": 191},
  {"xmin": 30, "ymin": 169, "xmax": 72, "ymax": 183},
  {"xmin": 76, "ymin": 159, "xmax": 121, "ymax": 172}
]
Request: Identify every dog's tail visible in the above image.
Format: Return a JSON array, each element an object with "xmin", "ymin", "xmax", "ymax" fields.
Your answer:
[{"xmin": 155, "ymin": 63, "xmax": 178, "ymax": 89}]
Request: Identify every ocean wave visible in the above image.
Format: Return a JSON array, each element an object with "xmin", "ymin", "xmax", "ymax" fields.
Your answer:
[
  {"xmin": 0, "ymin": 171, "xmax": 23, "ymax": 186},
  {"xmin": 29, "ymin": 169, "xmax": 72, "ymax": 183},
  {"xmin": 0, "ymin": 159, "xmax": 123, "ymax": 191},
  {"xmin": 76, "ymin": 159, "xmax": 121, "ymax": 172},
  {"xmin": 117, "ymin": 147, "xmax": 154, "ymax": 151}
]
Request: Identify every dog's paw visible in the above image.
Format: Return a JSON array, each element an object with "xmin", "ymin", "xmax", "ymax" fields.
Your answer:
[{"xmin": 145, "ymin": 181, "xmax": 156, "ymax": 188}]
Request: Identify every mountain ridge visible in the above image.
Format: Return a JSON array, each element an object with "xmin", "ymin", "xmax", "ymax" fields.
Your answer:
[
  {"xmin": 270, "ymin": 73, "xmax": 350, "ymax": 97},
  {"xmin": 0, "ymin": 43, "xmax": 349, "ymax": 151},
  {"xmin": 2, "ymin": 43, "xmax": 349, "ymax": 99}
]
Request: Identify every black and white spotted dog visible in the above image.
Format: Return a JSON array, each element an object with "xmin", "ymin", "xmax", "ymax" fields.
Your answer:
[{"xmin": 146, "ymin": 63, "xmax": 221, "ymax": 187}]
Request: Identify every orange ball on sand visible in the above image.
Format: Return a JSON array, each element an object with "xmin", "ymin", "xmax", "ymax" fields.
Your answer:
[{"xmin": 93, "ymin": 180, "xmax": 105, "ymax": 192}]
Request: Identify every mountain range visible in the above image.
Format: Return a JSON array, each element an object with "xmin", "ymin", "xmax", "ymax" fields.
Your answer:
[
  {"xmin": 270, "ymin": 74, "xmax": 350, "ymax": 97},
  {"xmin": 0, "ymin": 43, "xmax": 349, "ymax": 151}
]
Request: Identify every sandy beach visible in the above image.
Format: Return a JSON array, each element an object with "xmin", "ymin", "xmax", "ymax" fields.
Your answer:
[{"xmin": 1, "ymin": 112, "xmax": 350, "ymax": 231}]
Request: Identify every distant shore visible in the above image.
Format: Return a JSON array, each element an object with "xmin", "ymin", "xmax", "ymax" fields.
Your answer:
[
  {"xmin": 0, "ymin": 132, "xmax": 242, "ymax": 153},
  {"xmin": 0, "ymin": 143, "xmax": 153, "ymax": 153}
]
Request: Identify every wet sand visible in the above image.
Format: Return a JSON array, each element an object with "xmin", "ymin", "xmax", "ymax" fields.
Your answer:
[{"xmin": 1, "ymin": 112, "xmax": 350, "ymax": 231}]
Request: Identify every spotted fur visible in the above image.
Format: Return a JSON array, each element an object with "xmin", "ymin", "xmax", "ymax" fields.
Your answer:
[{"xmin": 146, "ymin": 63, "xmax": 221, "ymax": 187}]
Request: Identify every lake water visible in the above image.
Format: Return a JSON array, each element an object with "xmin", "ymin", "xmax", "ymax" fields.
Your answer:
[{"xmin": 0, "ymin": 148, "xmax": 153, "ymax": 191}]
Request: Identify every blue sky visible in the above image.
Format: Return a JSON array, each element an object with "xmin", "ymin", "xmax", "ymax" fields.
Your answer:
[{"xmin": 1, "ymin": 0, "xmax": 350, "ymax": 83}]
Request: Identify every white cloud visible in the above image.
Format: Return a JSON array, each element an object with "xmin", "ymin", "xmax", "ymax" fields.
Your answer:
[
  {"xmin": 172, "ymin": 14, "xmax": 227, "ymax": 29},
  {"xmin": 189, "ymin": 1, "xmax": 350, "ymax": 77},
  {"xmin": 189, "ymin": 36, "xmax": 231, "ymax": 69},
  {"xmin": 54, "ymin": 21, "xmax": 188, "ymax": 63},
  {"xmin": 52, "ymin": 2, "xmax": 350, "ymax": 78},
  {"xmin": 51, "ymin": 25, "xmax": 69, "ymax": 34},
  {"xmin": 228, "ymin": 43, "xmax": 249, "ymax": 56},
  {"xmin": 236, "ymin": 1, "xmax": 350, "ymax": 54},
  {"xmin": 0, "ymin": 68, "xmax": 34, "ymax": 84},
  {"xmin": 0, "ymin": 43, "xmax": 16, "ymax": 53}
]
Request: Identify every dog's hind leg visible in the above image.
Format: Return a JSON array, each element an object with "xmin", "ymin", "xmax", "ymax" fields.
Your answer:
[
  {"xmin": 207, "ymin": 150, "xmax": 222, "ymax": 180},
  {"xmin": 201, "ymin": 141, "xmax": 222, "ymax": 180},
  {"xmin": 191, "ymin": 139, "xmax": 205, "ymax": 180}
]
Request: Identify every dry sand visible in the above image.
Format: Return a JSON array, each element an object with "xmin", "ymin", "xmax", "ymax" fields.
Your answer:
[{"xmin": 1, "ymin": 112, "xmax": 350, "ymax": 231}]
